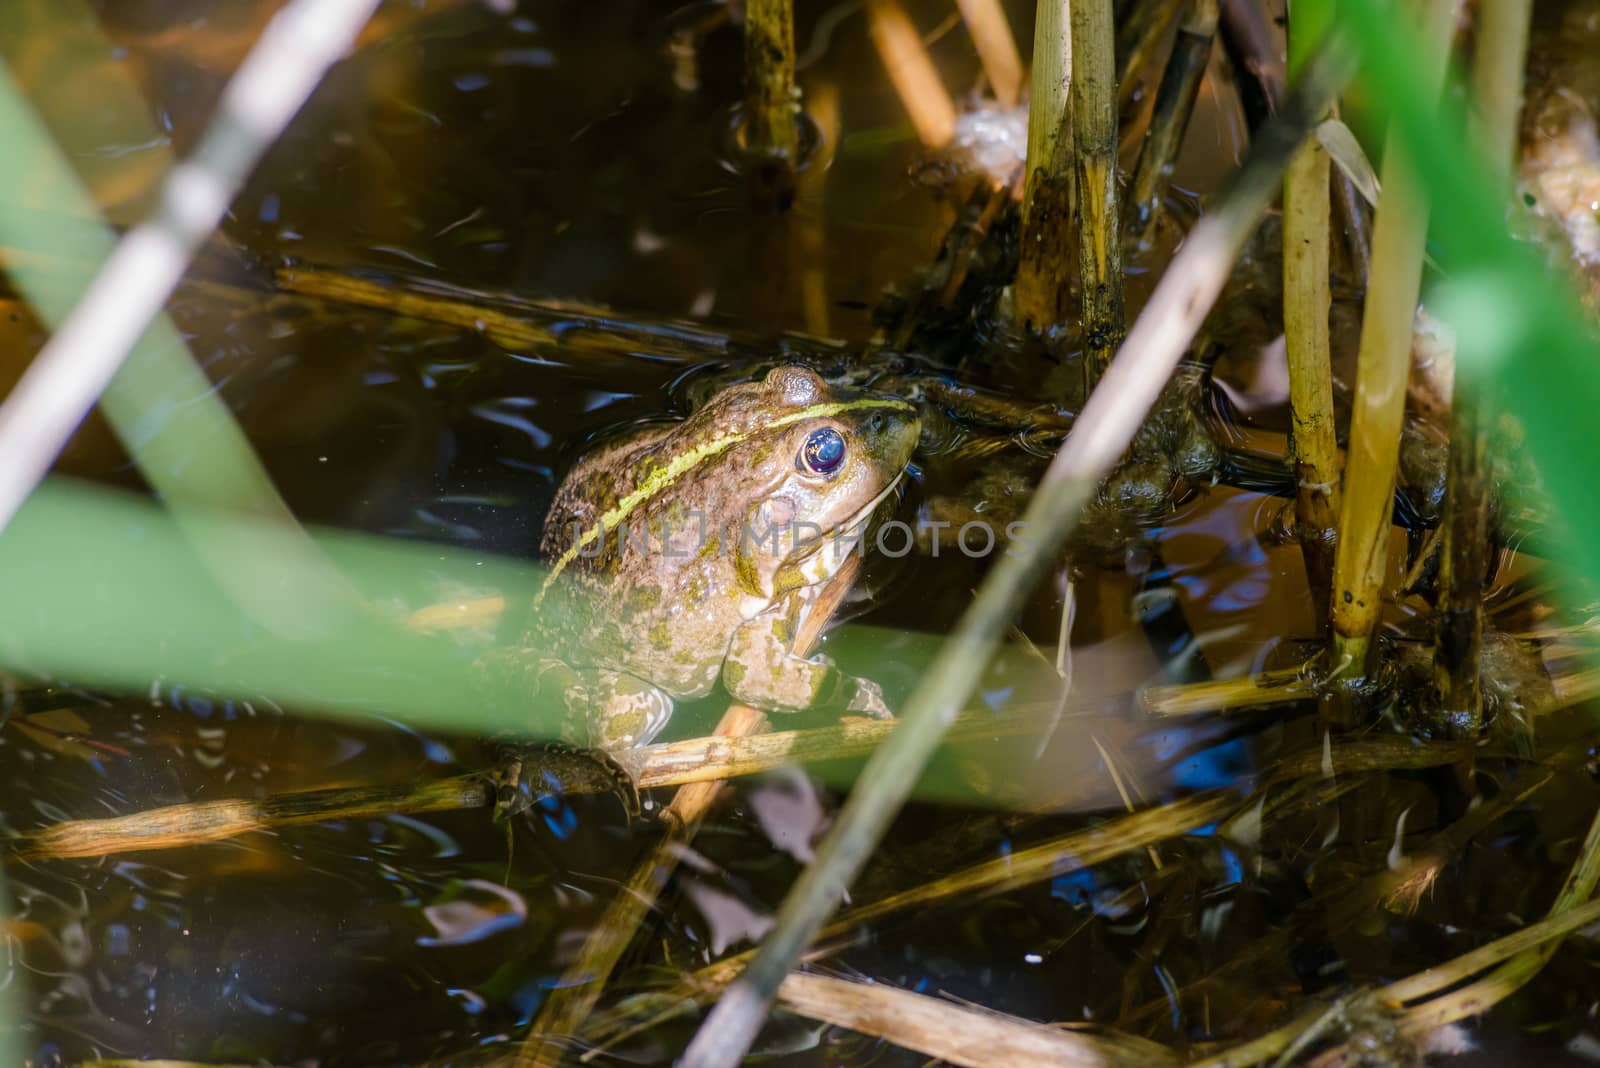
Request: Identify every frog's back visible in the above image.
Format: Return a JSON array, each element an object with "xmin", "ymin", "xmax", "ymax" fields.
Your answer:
[
  {"xmin": 535, "ymin": 417, "xmax": 749, "ymax": 698},
  {"xmin": 539, "ymin": 424, "xmax": 673, "ymax": 562}
]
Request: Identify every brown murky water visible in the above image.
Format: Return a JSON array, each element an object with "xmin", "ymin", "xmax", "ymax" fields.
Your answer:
[{"xmin": 4, "ymin": 1, "xmax": 1600, "ymax": 1065}]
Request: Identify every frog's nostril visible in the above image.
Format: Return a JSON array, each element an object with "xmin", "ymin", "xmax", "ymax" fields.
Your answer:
[{"xmin": 867, "ymin": 412, "xmax": 884, "ymax": 432}]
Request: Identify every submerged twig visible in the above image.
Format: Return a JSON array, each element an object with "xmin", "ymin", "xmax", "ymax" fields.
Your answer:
[
  {"xmin": 0, "ymin": 0, "xmax": 382, "ymax": 535},
  {"xmin": 678, "ymin": 43, "xmax": 1353, "ymax": 1068},
  {"xmin": 515, "ymin": 705, "xmax": 769, "ymax": 1067},
  {"xmin": 1072, "ymin": 0, "xmax": 1126, "ymax": 386}
]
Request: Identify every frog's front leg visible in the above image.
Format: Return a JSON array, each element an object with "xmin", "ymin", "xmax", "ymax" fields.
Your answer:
[{"xmin": 723, "ymin": 612, "xmax": 892, "ymax": 719}]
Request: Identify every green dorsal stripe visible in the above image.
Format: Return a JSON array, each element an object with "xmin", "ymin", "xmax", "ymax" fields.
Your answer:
[{"xmin": 536, "ymin": 397, "xmax": 914, "ymax": 604}]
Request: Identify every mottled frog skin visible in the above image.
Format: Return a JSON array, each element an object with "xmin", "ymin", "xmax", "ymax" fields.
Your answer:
[{"xmin": 532, "ymin": 366, "xmax": 920, "ymax": 750}]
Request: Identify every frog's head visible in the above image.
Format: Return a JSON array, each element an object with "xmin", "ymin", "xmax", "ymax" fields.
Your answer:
[{"xmin": 722, "ymin": 366, "xmax": 919, "ymax": 598}]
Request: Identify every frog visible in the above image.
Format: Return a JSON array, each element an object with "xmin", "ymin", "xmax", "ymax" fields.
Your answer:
[{"xmin": 527, "ymin": 365, "xmax": 921, "ymax": 752}]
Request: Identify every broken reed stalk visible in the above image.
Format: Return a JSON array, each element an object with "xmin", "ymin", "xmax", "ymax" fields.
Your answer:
[
  {"xmin": 955, "ymin": 0, "xmax": 1023, "ymax": 107},
  {"xmin": 866, "ymin": 0, "xmax": 957, "ymax": 148},
  {"xmin": 513, "ymin": 561, "xmax": 855, "ymax": 1066},
  {"xmin": 1013, "ymin": 0, "xmax": 1074, "ymax": 329},
  {"xmin": 1125, "ymin": 0, "xmax": 1219, "ymax": 245},
  {"xmin": 776, "ymin": 972, "xmax": 1177, "ymax": 1068},
  {"xmin": 678, "ymin": 45, "xmax": 1354, "ymax": 1068},
  {"xmin": 1072, "ymin": 0, "xmax": 1126, "ymax": 386},
  {"xmin": 1282, "ymin": 0, "xmax": 1340, "ymax": 627},
  {"xmin": 1328, "ymin": 0, "xmax": 1456, "ymax": 682},
  {"xmin": 743, "ymin": 0, "xmax": 799, "ymax": 206},
  {"xmin": 1435, "ymin": 0, "xmax": 1533, "ymax": 735}
]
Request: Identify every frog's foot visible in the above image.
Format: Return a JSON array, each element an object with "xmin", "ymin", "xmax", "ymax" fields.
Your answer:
[{"xmin": 492, "ymin": 741, "xmax": 641, "ymax": 825}]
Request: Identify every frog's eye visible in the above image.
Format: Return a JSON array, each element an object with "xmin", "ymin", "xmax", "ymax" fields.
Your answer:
[{"xmin": 799, "ymin": 427, "xmax": 846, "ymax": 476}]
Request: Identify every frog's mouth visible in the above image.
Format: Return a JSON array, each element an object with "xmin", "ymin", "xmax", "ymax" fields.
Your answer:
[
  {"xmin": 831, "ymin": 470, "xmax": 906, "ymax": 545},
  {"xmin": 787, "ymin": 471, "xmax": 905, "ymax": 590}
]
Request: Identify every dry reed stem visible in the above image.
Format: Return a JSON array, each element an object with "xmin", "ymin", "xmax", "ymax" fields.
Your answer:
[
  {"xmin": 866, "ymin": 0, "xmax": 957, "ymax": 148},
  {"xmin": 798, "ymin": 79, "xmax": 840, "ymax": 337},
  {"xmin": 1130, "ymin": 755, "xmax": 1566, "ymax": 1032},
  {"xmin": 1341, "ymin": 804, "xmax": 1600, "ymax": 1064},
  {"xmin": 90, "ymin": 1061, "xmax": 278, "ymax": 1068},
  {"xmin": 1126, "ymin": 0, "xmax": 1219, "ymax": 243},
  {"xmin": 955, "ymin": 0, "xmax": 1024, "ymax": 106},
  {"xmin": 1013, "ymin": 0, "xmax": 1073, "ymax": 328},
  {"xmin": 604, "ymin": 727, "xmax": 1500, "ymax": 1052},
  {"xmin": 1072, "ymin": 0, "xmax": 1126, "ymax": 385},
  {"xmin": 1327, "ymin": 0, "xmax": 1456, "ymax": 678},
  {"xmin": 776, "ymin": 971, "xmax": 1178, "ymax": 1067},
  {"xmin": 1283, "ymin": 0, "xmax": 1340, "ymax": 626}
]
